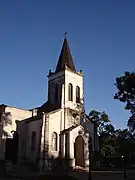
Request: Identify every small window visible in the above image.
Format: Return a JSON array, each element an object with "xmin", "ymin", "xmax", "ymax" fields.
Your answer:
[
  {"xmin": 68, "ymin": 83, "xmax": 73, "ymax": 101},
  {"xmin": 31, "ymin": 131, "xmax": 36, "ymax": 151},
  {"xmin": 51, "ymin": 132, "xmax": 57, "ymax": 151},
  {"xmin": 76, "ymin": 86, "xmax": 80, "ymax": 103}
]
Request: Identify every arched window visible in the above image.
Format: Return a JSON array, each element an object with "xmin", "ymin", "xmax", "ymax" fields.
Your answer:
[
  {"xmin": 55, "ymin": 84, "xmax": 59, "ymax": 102},
  {"xmin": 51, "ymin": 132, "xmax": 57, "ymax": 151},
  {"xmin": 76, "ymin": 86, "xmax": 80, "ymax": 103},
  {"xmin": 68, "ymin": 83, "xmax": 73, "ymax": 101}
]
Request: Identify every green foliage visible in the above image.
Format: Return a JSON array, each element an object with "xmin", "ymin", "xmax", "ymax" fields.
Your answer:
[
  {"xmin": 114, "ymin": 71, "xmax": 135, "ymax": 132},
  {"xmin": 104, "ymin": 124, "xmax": 115, "ymax": 135},
  {"xmin": 99, "ymin": 123, "xmax": 116, "ymax": 157},
  {"xmin": 99, "ymin": 126, "xmax": 135, "ymax": 158},
  {"xmin": 88, "ymin": 110, "xmax": 119, "ymax": 157},
  {"xmin": 114, "ymin": 71, "xmax": 135, "ymax": 111},
  {"xmin": 128, "ymin": 114, "xmax": 135, "ymax": 133},
  {"xmin": 100, "ymin": 144, "xmax": 116, "ymax": 157},
  {"xmin": 89, "ymin": 110, "xmax": 110, "ymax": 134}
]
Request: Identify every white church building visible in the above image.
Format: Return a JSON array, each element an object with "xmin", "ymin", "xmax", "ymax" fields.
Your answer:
[{"xmin": 0, "ymin": 37, "xmax": 99, "ymax": 171}]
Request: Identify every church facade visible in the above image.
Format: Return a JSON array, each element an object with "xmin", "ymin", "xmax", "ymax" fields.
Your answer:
[
  {"xmin": 17, "ymin": 37, "xmax": 99, "ymax": 171},
  {"xmin": 0, "ymin": 37, "xmax": 99, "ymax": 171}
]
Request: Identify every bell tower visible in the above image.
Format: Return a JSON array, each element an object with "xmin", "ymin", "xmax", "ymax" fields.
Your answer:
[{"xmin": 46, "ymin": 36, "xmax": 84, "ymax": 117}]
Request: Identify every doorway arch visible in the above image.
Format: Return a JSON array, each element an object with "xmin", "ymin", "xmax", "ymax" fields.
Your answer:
[{"xmin": 74, "ymin": 135, "xmax": 85, "ymax": 167}]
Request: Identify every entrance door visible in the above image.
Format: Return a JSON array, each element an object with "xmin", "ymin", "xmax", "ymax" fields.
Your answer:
[
  {"xmin": 5, "ymin": 131, "xmax": 19, "ymax": 164},
  {"xmin": 5, "ymin": 138, "xmax": 13, "ymax": 161},
  {"xmin": 74, "ymin": 135, "xmax": 85, "ymax": 167}
]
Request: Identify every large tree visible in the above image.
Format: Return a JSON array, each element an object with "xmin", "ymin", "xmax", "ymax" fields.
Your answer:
[
  {"xmin": 88, "ymin": 110, "xmax": 116, "ymax": 157},
  {"xmin": 88, "ymin": 109, "xmax": 135, "ymax": 166},
  {"xmin": 114, "ymin": 71, "xmax": 135, "ymax": 132},
  {"xmin": 88, "ymin": 110, "xmax": 110, "ymax": 135},
  {"xmin": 99, "ymin": 125, "xmax": 116, "ymax": 158},
  {"xmin": 99, "ymin": 126, "xmax": 135, "ymax": 166}
]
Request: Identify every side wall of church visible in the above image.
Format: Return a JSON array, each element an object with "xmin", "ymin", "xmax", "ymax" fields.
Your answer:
[
  {"xmin": 16, "ymin": 120, "xmax": 28, "ymax": 163},
  {"xmin": 0, "ymin": 106, "xmax": 32, "ymax": 160},
  {"xmin": 25, "ymin": 119, "xmax": 42, "ymax": 164},
  {"xmin": 48, "ymin": 110, "xmax": 62, "ymax": 158},
  {"xmin": 3, "ymin": 106, "xmax": 32, "ymax": 136},
  {"xmin": 17, "ymin": 118, "xmax": 42, "ymax": 164}
]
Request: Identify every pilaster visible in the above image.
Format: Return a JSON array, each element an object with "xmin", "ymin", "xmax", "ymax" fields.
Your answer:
[
  {"xmin": 84, "ymin": 133, "xmax": 90, "ymax": 168},
  {"xmin": 39, "ymin": 113, "xmax": 49, "ymax": 172},
  {"xmin": 62, "ymin": 134, "xmax": 65, "ymax": 158}
]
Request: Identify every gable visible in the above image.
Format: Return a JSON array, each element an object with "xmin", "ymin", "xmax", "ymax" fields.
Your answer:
[{"xmin": 61, "ymin": 124, "xmax": 88, "ymax": 134}]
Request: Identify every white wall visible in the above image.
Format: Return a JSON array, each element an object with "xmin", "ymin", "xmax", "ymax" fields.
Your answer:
[
  {"xmin": 17, "ymin": 120, "xmax": 28, "ymax": 163},
  {"xmin": 26, "ymin": 119, "xmax": 42, "ymax": 163},
  {"xmin": 62, "ymin": 69, "xmax": 84, "ymax": 129},
  {"xmin": 0, "ymin": 106, "xmax": 32, "ymax": 160},
  {"xmin": 48, "ymin": 110, "xmax": 62, "ymax": 158},
  {"xmin": 65, "ymin": 70, "xmax": 83, "ymax": 110},
  {"xmin": 81, "ymin": 119, "xmax": 95, "ymax": 152},
  {"xmin": 17, "ymin": 118, "xmax": 42, "ymax": 164},
  {"xmin": 65, "ymin": 109, "xmax": 75, "ymax": 129},
  {"xmin": 3, "ymin": 106, "xmax": 32, "ymax": 135},
  {"xmin": 48, "ymin": 69, "xmax": 83, "ymax": 111}
]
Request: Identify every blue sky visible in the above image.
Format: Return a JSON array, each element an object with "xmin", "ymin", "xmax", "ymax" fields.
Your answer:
[{"xmin": 0, "ymin": 0, "xmax": 134, "ymax": 129}]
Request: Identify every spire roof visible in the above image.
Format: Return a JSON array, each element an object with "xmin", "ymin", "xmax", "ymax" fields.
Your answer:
[{"xmin": 55, "ymin": 37, "xmax": 76, "ymax": 73}]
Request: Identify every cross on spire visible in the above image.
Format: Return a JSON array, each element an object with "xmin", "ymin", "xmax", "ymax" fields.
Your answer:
[
  {"xmin": 55, "ymin": 34, "xmax": 76, "ymax": 73},
  {"xmin": 64, "ymin": 32, "xmax": 67, "ymax": 38}
]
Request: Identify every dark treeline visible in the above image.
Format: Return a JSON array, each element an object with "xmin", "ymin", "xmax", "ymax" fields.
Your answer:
[{"xmin": 89, "ymin": 71, "xmax": 135, "ymax": 168}]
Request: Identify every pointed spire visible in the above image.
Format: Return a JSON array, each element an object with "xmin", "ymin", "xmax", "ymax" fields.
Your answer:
[{"xmin": 55, "ymin": 34, "xmax": 76, "ymax": 73}]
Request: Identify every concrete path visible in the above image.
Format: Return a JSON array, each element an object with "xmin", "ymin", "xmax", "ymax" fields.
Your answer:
[
  {"xmin": 0, "ymin": 162, "xmax": 39, "ymax": 178},
  {"xmin": 69, "ymin": 171, "xmax": 135, "ymax": 180},
  {"xmin": 0, "ymin": 161, "xmax": 135, "ymax": 180}
]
